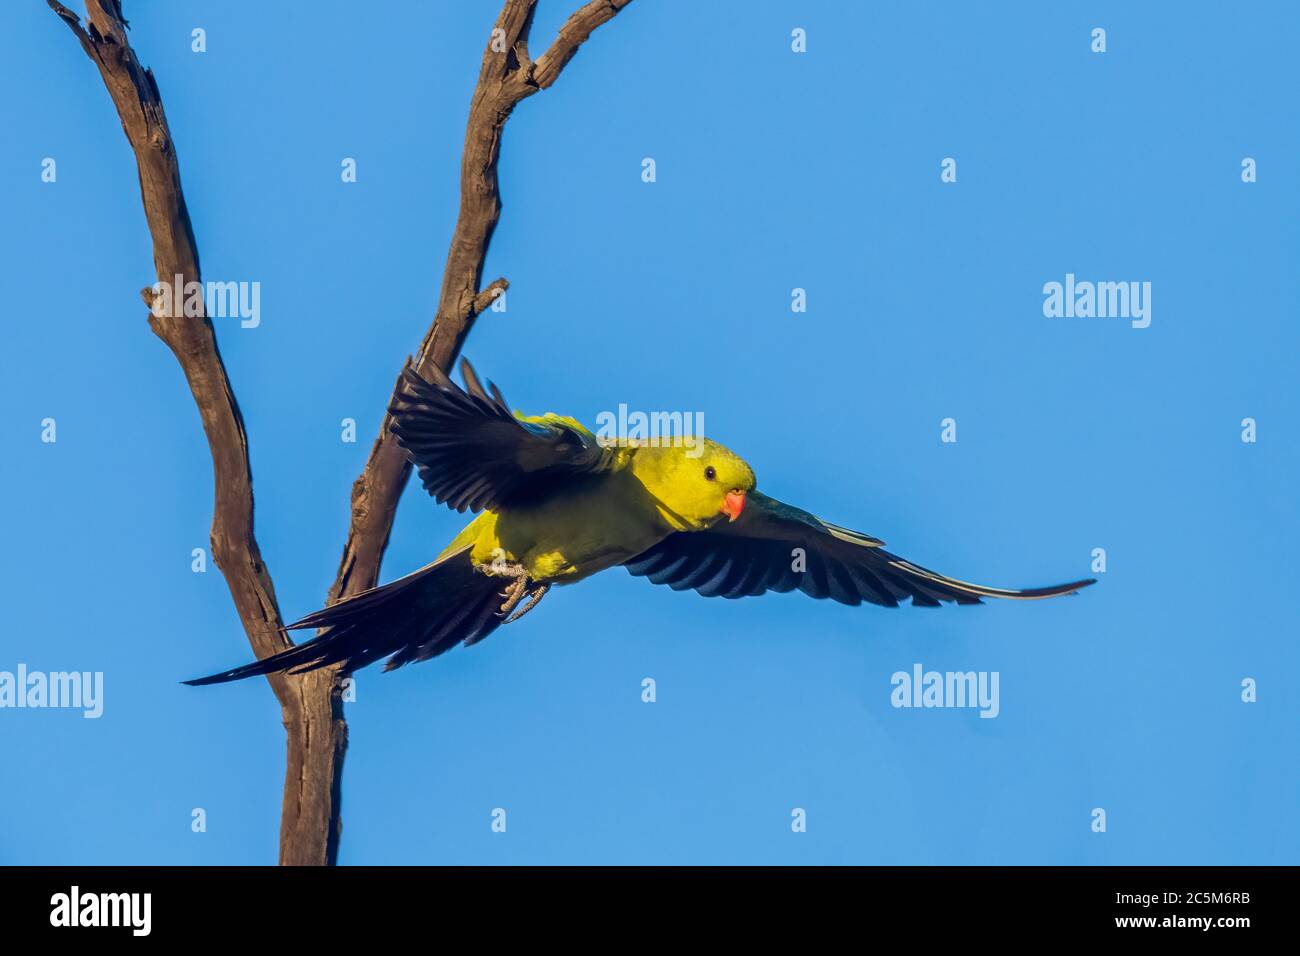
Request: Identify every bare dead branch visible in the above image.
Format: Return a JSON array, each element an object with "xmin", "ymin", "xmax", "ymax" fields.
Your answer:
[
  {"xmin": 48, "ymin": 0, "xmax": 632, "ymax": 867},
  {"xmin": 48, "ymin": 0, "xmax": 345, "ymax": 866},
  {"xmin": 532, "ymin": 0, "xmax": 634, "ymax": 90},
  {"xmin": 328, "ymin": 0, "xmax": 634, "ymax": 606},
  {"xmin": 473, "ymin": 277, "xmax": 510, "ymax": 314}
]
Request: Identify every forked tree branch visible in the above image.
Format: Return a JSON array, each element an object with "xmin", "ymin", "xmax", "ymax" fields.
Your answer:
[
  {"xmin": 48, "ymin": 0, "xmax": 631, "ymax": 867},
  {"xmin": 327, "ymin": 0, "xmax": 633, "ymax": 605},
  {"xmin": 48, "ymin": 0, "xmax": 346, "ymax": 866}
]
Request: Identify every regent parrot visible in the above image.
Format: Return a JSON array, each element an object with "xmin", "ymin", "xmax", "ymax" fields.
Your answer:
[{"xmin": 185, "ymin": 360, "xmax": 1094, "ymax": 685}]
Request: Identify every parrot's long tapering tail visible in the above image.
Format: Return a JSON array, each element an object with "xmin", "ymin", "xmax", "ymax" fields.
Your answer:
[{"xmin": 183, "ymin": 547, "xmax": 507, "ymax": 686}]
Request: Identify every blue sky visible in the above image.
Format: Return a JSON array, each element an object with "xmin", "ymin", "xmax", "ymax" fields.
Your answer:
[{"xmin": 1, "ymin": 0, "xmax": 1296, "ymax": 865}]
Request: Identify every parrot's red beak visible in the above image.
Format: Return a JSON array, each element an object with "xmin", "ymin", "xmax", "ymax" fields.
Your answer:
[{"xmin": 720, "ymin": 490, "xmax": 746, "ymax": 522}]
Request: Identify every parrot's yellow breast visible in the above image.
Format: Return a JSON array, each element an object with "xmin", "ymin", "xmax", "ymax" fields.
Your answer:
[{"xmin": 439, "ymin": 469, "xmax": 674, "ymax": 584}]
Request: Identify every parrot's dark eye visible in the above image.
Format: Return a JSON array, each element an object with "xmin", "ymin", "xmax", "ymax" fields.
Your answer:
[{"xmin": 704, "ymin": 466, "xmax": 717, "ymax": 482}]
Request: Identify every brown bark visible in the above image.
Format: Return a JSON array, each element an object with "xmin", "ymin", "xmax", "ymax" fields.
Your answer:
[
  {"xmin": 328, "ymin": 0, "xmax": 634, "ymax": 605},
  {"xmin": 48, "ymin": 0, "xmax": 345, "ymax": 866},
  {"xmin": 48, "ymin": 0, "xmax": 631, "ymax": 866}
]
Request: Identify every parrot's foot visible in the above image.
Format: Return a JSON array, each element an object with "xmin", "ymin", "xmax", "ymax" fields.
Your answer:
[
  {"xmin": 474, "ymin": 560, "xmax": 548, "ymax": 622},
  {"xmin": 496, "ymin": 574, "xmax": 529, "ymax": 617},
  {"xmin": 504, "ymin": 583, "xmax": 550, "ymax": 625}
]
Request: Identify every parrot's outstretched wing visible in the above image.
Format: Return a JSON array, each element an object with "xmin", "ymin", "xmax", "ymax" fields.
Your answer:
[
  {"xmin": 623, "ymin": 491, "xmax": 1095, "ymax": 607},
  {"xmin": 389, "ymin": 359, "xmax": 619, "ymax": 513}
]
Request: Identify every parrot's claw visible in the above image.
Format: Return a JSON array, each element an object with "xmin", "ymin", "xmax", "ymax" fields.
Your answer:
[
  {"xmin": 496, "ymin": 576, "xmax": 530, "ymax": 618},
  {"xmin": 474, "ymin": 560, "xmax": 546, "ymax": 621},
  {"xmin": 504, "ymin": 583, "xmax": 550, "ymax": 625}
]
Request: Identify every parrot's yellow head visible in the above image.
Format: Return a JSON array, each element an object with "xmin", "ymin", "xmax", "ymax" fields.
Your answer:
[{"xmin": 633, "ymin": 439, "xmax": 756, "ymax": 531}]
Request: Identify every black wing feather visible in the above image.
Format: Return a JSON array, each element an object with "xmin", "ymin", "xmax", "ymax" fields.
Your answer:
[
  {"xmin": 388, "ymin": 359, "xmax": 617, "ymax": 513},
  {"xmin": 624, "ymin": 491, "xmax": 1095, "ymax": 608},
  {"xmin": 182, "ymin": 547, "xmax": 512, "ymax": 685}
]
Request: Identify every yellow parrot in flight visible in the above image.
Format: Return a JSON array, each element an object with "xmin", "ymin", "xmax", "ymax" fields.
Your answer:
[{"xmin": 186, "ymin": 360, "xmax": 1094, "ymax": 685}]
